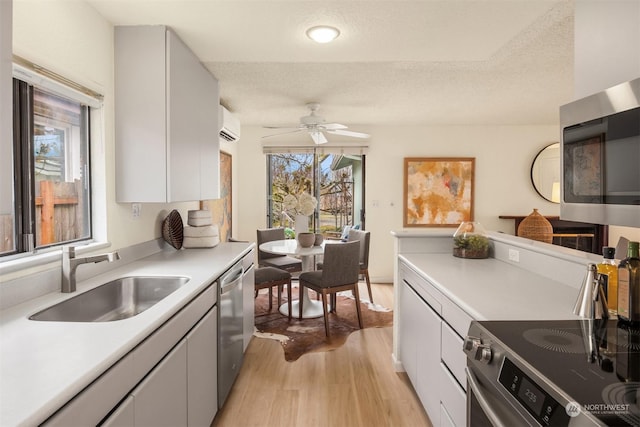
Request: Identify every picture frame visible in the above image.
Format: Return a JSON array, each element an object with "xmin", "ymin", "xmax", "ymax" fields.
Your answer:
[
  {"xmin": 200, "ymin": 151, "xmax": 232, "ymax": 241},
  {"xmin": 403, "ymin": 157, "xmax": 475, "ymax": 227}
]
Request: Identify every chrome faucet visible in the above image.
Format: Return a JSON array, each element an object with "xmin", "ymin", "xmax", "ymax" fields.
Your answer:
[
  {"xmin": 573, "ymin": 263, "xmax": 609, "ymax": 321},
  {"xmin": 61, "ymin": 246, "xmax": 120, "ymax": 293}
]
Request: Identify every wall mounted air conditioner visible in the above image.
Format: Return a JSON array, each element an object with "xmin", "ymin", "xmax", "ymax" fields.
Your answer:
[{"xmin": 219, "ymin": 105, "xmax": 240, "ymax": 143}]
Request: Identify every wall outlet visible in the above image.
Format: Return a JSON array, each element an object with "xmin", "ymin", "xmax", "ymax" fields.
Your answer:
[
  {"xmin": 508, "ymin": 249, "xmax": 520, "ymax": 262},
  {"xmin": 132, "ymin": 203, "xmax": 141, "ymax": 219}
]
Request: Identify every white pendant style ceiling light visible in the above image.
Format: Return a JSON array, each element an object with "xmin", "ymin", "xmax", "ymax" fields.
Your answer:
[{"xmin": 306, "ymin": 26, "xmax": 340, "ymax": 43}]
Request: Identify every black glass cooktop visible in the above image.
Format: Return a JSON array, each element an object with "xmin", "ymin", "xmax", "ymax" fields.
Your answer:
[{"xmin": 480, "ymin": 319, "xmax": 640, "ymax": 426}]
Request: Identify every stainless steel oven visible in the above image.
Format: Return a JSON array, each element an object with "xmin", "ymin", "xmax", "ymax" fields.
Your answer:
[{"xmin": 465, "ymin": 320, "xmax": 640, "ymax": 427}]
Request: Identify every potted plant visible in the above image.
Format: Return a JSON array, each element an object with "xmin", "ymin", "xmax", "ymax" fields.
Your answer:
[{"xmin": 453, "ymin": 222, "xmax": 490, "ymax": 259}]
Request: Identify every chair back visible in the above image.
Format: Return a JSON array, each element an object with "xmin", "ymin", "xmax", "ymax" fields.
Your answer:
[
  {"xmin": 321, "ymin": 241, "xmax": 360, "ymax": 286},
  {"xmin": 257, "ymin": 228, "xmax": 286, "ymax": 262},
  {"xmin": 347, "ymin": 229, "xmax": 370, "ymax": 269}
]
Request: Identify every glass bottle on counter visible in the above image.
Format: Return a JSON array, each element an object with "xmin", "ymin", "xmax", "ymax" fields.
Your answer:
[
  {"xmin": 617, "ymin": 241, "xmax": 640, "ymax": 325},
  {"xmin": 597, "ymin": 246, "xmax": 618, "ymax": 316}
]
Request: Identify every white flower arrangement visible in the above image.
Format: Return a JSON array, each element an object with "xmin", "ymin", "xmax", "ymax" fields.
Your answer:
[{"xmin": 282, "ymin": 192, "xmax": 317, "ymax": 216}]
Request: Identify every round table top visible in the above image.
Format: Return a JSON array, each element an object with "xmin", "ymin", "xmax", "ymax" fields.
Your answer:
[{"xmin": 259, "ymin": 239, "xmax": 327, "ymax": 257}]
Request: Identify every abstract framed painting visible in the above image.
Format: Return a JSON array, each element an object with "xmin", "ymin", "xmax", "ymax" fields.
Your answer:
[
  {"xmin": 200, "ymin": 151, "xmax": 232, "ymax": 240},
  {"xmin": 403, "ymin": 157, "xmax": 475, "ymax": 227}
]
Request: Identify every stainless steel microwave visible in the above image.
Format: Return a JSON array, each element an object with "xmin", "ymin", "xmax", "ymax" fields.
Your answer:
[{"xmin": 560, "ymin": 77, "xmax": 640, "ymax": 228}]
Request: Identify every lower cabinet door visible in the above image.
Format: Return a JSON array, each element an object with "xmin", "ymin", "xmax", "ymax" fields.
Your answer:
[
  {"xmin": 415, "ymin": 295, "xmax": 442, "ymax": 425},
  {"xmin": 132, "ymin": 339, "xmax": 188, "ymax": 426},
  {"xmin": 398, "ymin": 281, "xmax": 419, "ymax": 383},
  {"xmin": 439, "ymin": 363, "xmax": 466, "ymax": 427},
  {"xmin": 399, "ymin": 279, "xmax": 442, "ymax": 425},
  {"xmin": 186, "ymin": 307, "xmax": 218, "ymax": 426}
]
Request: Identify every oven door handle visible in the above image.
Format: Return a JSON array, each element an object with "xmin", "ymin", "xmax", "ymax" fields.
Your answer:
[{"xmin": 465, "ymin": 367, "xmax": 506, "ymax": 427}]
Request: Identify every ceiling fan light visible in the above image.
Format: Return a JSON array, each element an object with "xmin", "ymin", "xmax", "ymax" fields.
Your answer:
[{"xmin": 306, "ymin": 26, "xmax": 340, "ymax": 43}]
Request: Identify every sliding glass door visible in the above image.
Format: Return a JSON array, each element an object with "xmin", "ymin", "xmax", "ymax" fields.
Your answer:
[{"xmin": 267, "ymin": 150, "xmax": 365, "ymax": 236}]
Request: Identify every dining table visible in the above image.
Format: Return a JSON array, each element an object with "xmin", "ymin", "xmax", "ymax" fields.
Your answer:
[{"xmin": 258, "ymin": 238, "xmax": 335, "ymax": 319}]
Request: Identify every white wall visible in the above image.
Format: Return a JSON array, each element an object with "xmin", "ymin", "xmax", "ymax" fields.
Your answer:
[
  {"xmin": 574, "ymin": 0, "xmax": 640, "ymax": 249},
  {"xmin": 237, "ymin": 124, "xmax": 561, "ymax": 282}
]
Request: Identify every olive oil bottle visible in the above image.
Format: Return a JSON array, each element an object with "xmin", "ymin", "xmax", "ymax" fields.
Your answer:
[
  {"xmin": 617, "ymin": 241, "xmax": 640, "ymax": 325},
  {"xmin": 597, "ymin": 246, "xmax": 618, "ymax": 315}
]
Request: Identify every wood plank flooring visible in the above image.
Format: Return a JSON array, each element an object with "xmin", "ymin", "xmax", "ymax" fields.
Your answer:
[{"xmin": 212, "ymin": 283, "xmax": 433, "ymax": 427}]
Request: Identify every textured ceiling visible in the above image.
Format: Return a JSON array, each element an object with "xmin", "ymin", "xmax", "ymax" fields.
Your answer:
[{"xmin": 87, "ymin": 0, "xmax": 574, "ymax": 130}]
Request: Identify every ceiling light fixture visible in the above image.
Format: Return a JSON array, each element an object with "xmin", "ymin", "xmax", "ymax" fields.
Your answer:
[{"xmin": 306, "ymin": 26, "xmax": 340, "ymax": 43}]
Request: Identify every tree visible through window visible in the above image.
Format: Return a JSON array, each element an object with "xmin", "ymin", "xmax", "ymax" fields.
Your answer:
[{"xmin": 268, "ymin": 151, "xmax": 364, "ymax": 236}]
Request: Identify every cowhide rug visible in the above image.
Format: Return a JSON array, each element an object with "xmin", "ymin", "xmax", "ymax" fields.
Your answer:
[{"xmin": 253, "ymin": 284, "xmax": 393, "ymax": 361}]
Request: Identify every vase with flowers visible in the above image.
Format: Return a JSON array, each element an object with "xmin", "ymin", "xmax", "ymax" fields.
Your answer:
[{"xmin": 282, "ymin": 192, "xmax": 318, "ymax": 236}]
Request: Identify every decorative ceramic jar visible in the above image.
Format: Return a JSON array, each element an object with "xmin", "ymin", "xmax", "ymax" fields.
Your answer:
[
  {"xmin": 297, "ymin": 232, "xmax": 315, "ymax": 248},
  {"xmin": 314, "ymin": 233, "xmax": 324, "ymax": 246},
  {"xmin": 453, "ymin": 221, "xmax": 490, "ymax": 259},
  {"xmin": 517, "ymin": 208, "xmax": 553, "ymax": 243}
]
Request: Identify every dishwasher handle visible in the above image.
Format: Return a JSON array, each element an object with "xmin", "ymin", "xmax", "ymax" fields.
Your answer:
[{"xmin": 219, "ymin": 262, "xmax": 243, "ymax": 295}]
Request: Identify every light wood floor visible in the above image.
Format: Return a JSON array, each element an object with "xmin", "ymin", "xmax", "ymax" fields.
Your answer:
[{"xmin": 212, "ymin": 282, "xmax": 433, "ymax": 427}]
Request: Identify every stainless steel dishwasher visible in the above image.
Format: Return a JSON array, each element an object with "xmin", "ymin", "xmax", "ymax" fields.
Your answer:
[{"xmin": 217, "ymin": 259, "xmax": 245, "ymax": 408}]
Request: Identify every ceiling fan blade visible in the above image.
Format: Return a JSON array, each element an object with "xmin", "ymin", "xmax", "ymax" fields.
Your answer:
[
  {"xmin": 321, "ymin": 123, "xmax": 348, "ymax": 130},
  {"xmin": 326, "ymin": 129, "xmax": 370, "ymax": 139},
  {"xmin": 309, "ymin": 130, "xmax": 328, "ymax": 144},
  {"xmin": 263, "ymin": 125, "xmax": 300, "ymax": 129},
  {"xmin": 261, "ymin": 129, "xmax": 303, "ymax": 139}
]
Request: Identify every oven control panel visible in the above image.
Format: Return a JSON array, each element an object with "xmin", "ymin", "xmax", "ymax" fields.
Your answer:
[
  {"xmin": 499, "ymin": 358, "xmax": 571, "ymax": 426},
  {"xmin": 463, "ymin": 336, "xmax": 493, "ymax": 364}
]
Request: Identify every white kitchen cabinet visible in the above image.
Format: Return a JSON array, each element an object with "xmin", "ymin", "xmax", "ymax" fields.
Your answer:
[
  {"xmin": 398, "ymin": 280, "xmax": 419, "ymax": 383},
  {"xmin": 399, "ymin": 276, "xmax": 441, "ymax": 425},
  {"xmin": 101, "ymin": 396, "xmax": 134, "ymax": 427},
  {"xmin": 100, "ymin": 306, "xmax": 218, "ymax": 427},
  {"xmin": 439, "ymin": 363, "xmax": 466, "ymax": 427},
  {"xmin": 186, "ymin": 307, "xmax": 218, "ymax": 427},
  {"xmin": 115, "ymin": 25, "xmax": 220, "ymax": 202},
  {"xmin": 131, "ymin": 340, "xmax": 188, "ymax": 426},
  {"xmin": 398, "ymin": 259, "xmax": 469, "ymax": 427}
]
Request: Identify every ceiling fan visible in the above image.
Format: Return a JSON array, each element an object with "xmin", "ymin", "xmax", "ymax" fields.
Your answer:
[{"xmin": 262, "ymin": 103, "xmax": 370, "ymax": 144}]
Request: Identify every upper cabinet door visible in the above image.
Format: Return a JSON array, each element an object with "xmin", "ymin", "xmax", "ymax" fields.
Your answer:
[{"xmin": 115, "ymin": 25, "xmax": 220, "ymax": 203}]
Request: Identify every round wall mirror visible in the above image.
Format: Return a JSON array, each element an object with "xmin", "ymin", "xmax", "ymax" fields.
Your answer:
[{"xmin": 531, "ymin": 142, "xmax": 560, "ymax": 203}]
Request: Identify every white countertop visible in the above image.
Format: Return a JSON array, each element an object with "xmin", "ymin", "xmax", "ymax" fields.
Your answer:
[
  {"xmin": 0, "ymin": 242, "xmax": 253, "ymax": 427},
  {"xmin": 399, "ymin": 253, "xmax": 580, "ymax": 321}
]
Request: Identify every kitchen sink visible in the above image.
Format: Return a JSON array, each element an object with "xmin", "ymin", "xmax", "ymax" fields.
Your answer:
[{"xmin": 29, "ymin": 276, "xmax": 190, "ymax": 322}]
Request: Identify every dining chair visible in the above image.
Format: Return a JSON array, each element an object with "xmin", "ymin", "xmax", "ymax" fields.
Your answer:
[
  {"xmin": 347, "ymin": 229, "xmax": 373, "ymax": 303},
  {"xmin": 298, "ymin": 241, "xmax": 363, "ymax": 337},
  {"xmin": 254, "ymin": 266, "xmax": 292, "ymax": 320},
  {"xmin": 316, "ymin": 228, "xmax": 373, "ymax": 303},
  {"xmin": 256, "ymin": 228, "xmax": 302, "ymax": 273}
]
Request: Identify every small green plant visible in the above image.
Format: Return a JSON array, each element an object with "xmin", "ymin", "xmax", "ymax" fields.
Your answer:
[
  {"xmin": 284, "ymin": 228, "xmax": 296, "ymax": 239},
  {"xmin": 453, "ymin": 234, "xmax": 489, "ymax": 250}
]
